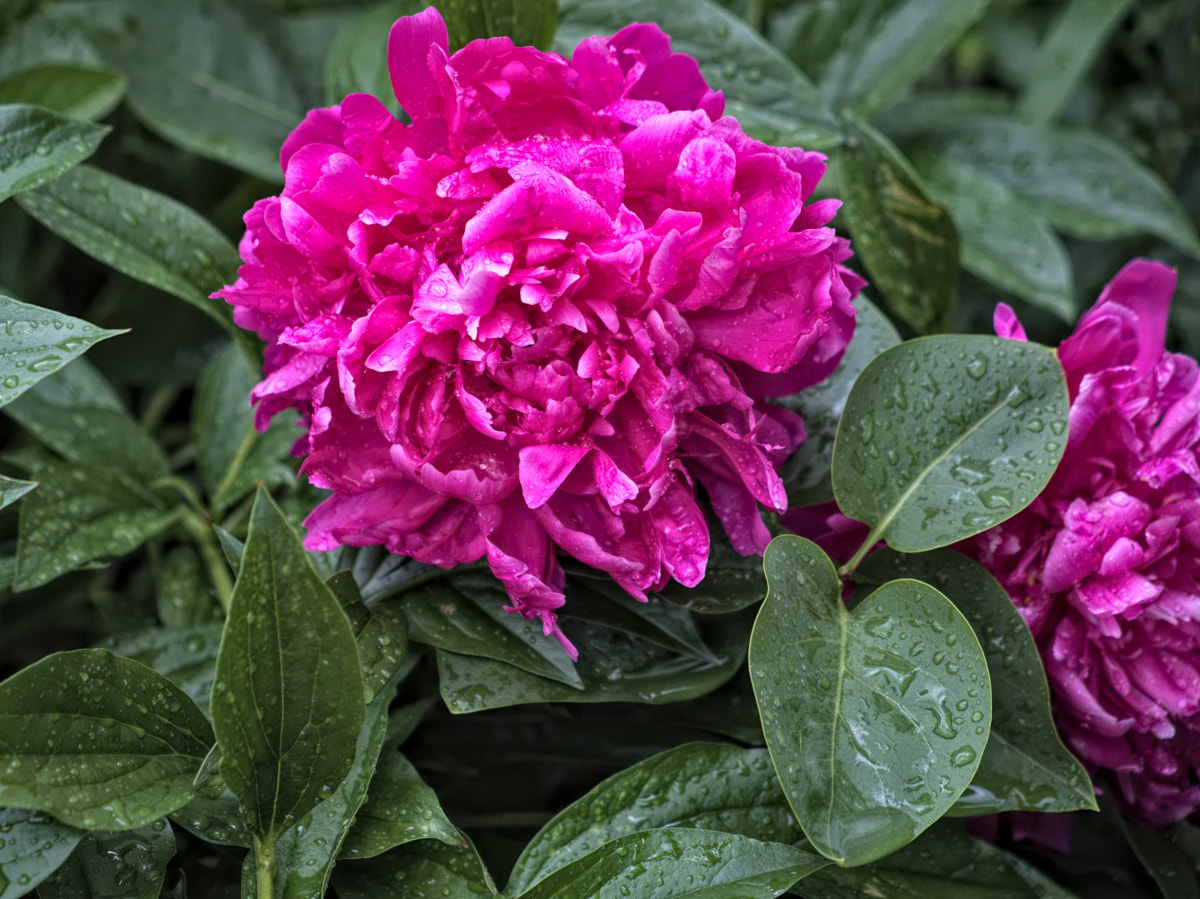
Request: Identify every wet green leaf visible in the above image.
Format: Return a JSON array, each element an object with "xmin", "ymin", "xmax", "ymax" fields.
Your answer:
[
  {"xmin": 437, "ymin": 614, "xmax": 750, "ymax": 713},
  {"xmin": 211, "ymin": 488, "xmax": 366, "ymax": 844},
  {"xmin": 821, "ymin": 0, "xmax": 992, "ymax": 121},
  {"xmin": 15, "ymin": 165, "xmax": 252, "ymax": 356},
  {"xmin": 920, "ymin": 117, "xmax": 1200, "ymax": 257},
  {"xmin": 339, "ymin": 749, "xmax": 463, "ymax": 860},
  {"xmin": 100, "ymin": 624, "xmax": 223, "ymax": 718},
  {"xmin": 325, "ymin": 0, "xmax": 424, "ymax": 108},
  {"xmin": 333, "ymin": 838, "xmax": 497, "ymax": 898},
  {"xmin": 404, "ymin": 572, "xmax": 581, "ymax": 689},
  {"xmin": 749, "ymin": 537, "xmax": 991, "ymax": 866},
  {"xmin": 13, "ymin": 459, "xmax": 180, "ymax": 592},
  {"xmin": 1121, "ymin": 815, "xmax": 1200, "ymax": 899},
  {"xmin": 557, "ymin": 0, "xmax": 840, "ymax": 148},
  {"xmin": 0, "ymin": 103, "xmax": 106, "ymax": 204},
  {"xmin": 836, "ymin": 118, "xmax": 959, "ymax": 333},
  {"xmin": 155, "ymin": 544, "xmax": 222, "ymax": 629},
  {"xmin": 169, "ymin": 788, "xmax": 249, "ymax": 849},
  {"xmin": 831, "ymin": 334, "xmax": 1068, "ymax": 554},
  {"xmin": 519, "ymin": 827, "xmax": 824, "ymax": 899},
  {"xmin": 36, "ymin": 819, "xmax": 175, "ymax": 899},
  {"xmin": 0, "ymin": 808, "xmax": 82, "ymax": 899},
  {"xmin": 0, "ymin": 474, "xmax": 35, "ymax": 512},
  {"xmin": 778, "ymin": 294, "xmax": 901, "ymax": 507},
  {"xmin": 442, "ymin": 0, "xmax": 557, "ymax": 50},
  {"xmin": 912, "ymin": 151, "xmax": 1074, "ymax": 322},
  {"xmin": 855, "ymin": 549, "xmax": 1096, "ymax": 817},
  {"xmin": 0, "ymin": 64, "xmax": 127, "ymax": 120},
  {"xmin": 509, "ymin": 742, "xmax": 804, "ymax": 894},
  {"xmin": 193, "ymin": 343, "xmax": 302, "ymax": 515},
  {"xmin": 0, "ymin": 295, "xmax": 124, "ymax": 408},
  {"xmin": 0, "ymin": 649, "xmax": 213, "ymax": 830},
  {"xmin": 795, "ymin": 819, "xmax": 1046, "ymax": 898}
]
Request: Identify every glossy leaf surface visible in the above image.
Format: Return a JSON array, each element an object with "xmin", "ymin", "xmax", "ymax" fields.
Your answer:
[
  {"xmin": 0, "ymin": 65, "xmax": 127, "ymax": 120},
  {"xmin": 0, "ymin": 103, "xmax": 106, "ymax": 204},
  {"xmin": 0, "ymin": 808, "xmax": 82, "ymax": 899},
  {"xmin": 36, "ymin": 820, "xmax": 176, "ymax": 899}
]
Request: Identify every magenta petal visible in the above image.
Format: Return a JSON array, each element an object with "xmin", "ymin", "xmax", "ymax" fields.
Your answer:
[
  {"xmin": 519, "ymin": 444, "xmax": 591, "ymax": 508},
  {"xmin": 387, "ymin": 8, "xmax": 449, "ymax": 121}
]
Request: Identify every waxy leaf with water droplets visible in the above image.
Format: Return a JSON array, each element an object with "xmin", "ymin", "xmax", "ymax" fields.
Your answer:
[
  {"xmin": 0, "ymin": 808, "xmax": 82, "ymax": 899},
  {"xmin": 405, "ymin": 573, "xmax": 581, "ymax": 688},
  {"xmin": 794, "ymin": 819, "xmax": 1048, "ymax": 899},
  {"xmin": 437, "ymin": 614, "xmax": 750, "ymax": 713},
  {"xmin": 0, "ymin": 104, "xmax": 107, "ymax": 204},
  {"xmin": 101, "ymin": 624, "xmax": 223, "ymax": 718},
  {"xmin": 779, "ymin": 295, "xmax": 901, "ymax": 507},
  {"xmin": 749, "ymin": 536, "xmax": 991, "ymax": 866},
  {"xmin": 832, "ymin": 334, "xmax": 1068, "ymax": 556},
  {"xmin": 0, "ymin": 295, "xmax": 124, "ymax": 409},
  {"xmin": 509, "ymin": 742, "xmax": 804, "ymax": 895},
  {"xmin": 557, "ymin": 0, "xmax": 840, "ymax": 148},
  {"xmin": 836, "ymin": 117, "xmax": 958, "ymax": 334},
  {"xmin": 211, "ymin": 488, "xmax": 366, "ymax": 844},
  {"xmin": 333, "ymin": 838, "xmax": 497, "ymax": 898},
  {"xmin": 338, "ymin": 748, "xmax": 463, "ymax": 861},
  {"xmin": 518, "ymin": 827, "xmax": 825, "ymax": 899},
  {"xmin": 13, "ymin": 459, "xmax": 181, "ymax": 591},
  {"xmin": 855, "ymin": 549, "xmax": 1096, "ymax": 817},
  {"xmin": 14, "ymin": 165, "xmax": 251, "ymax": 357},
  {"xmin": 0, "ymin": 474, "xmax": 35, "ymax": 512},
  {"xmin": 36, "ymin": 819, "xmax": 176, "ymax": 899},
  {"xmin": 0, "ymin": 649, "xmax": 213, "ymax": 830},
  {"xmin": 0, "ymin": 65, "xmax": 127, "ymax": 121}
]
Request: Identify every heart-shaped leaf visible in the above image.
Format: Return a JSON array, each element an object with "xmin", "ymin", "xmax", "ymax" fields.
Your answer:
[{"xmin": 749, "ymin": 536, "xmax": 990, "ymax": 866}]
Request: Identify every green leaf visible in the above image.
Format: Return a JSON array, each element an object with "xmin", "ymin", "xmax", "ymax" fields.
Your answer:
[
  {"xmin": 100, "ymin": 624, "xmax": 223, "ymax": 718},
  {"xmin": 0, "ymin": 296, "xmax": 123, "ymax": 409},
  {"xmin": 325, "ymin": 0, "xmax": 424, "ymax": 108},
  {"xmin": 655, "ymin": 524, "xmax": 767, "ymax": 614},
  {"xmin": 821, "ymin": 0, "xmax": 992, "ymax": 121},
  {"xmin": 1016, "ymin": 0, "xmax": 1135, "ymax": 126},
  {"xmin": 351, "ymin": 602, "xmax": 409, "ymax": 702},
  {"xmin": 35, "ymin": 820, "xmax": 176, "ymax": 899},
  {"xmin": 518, "ymin": 828, "xmax": 824, "ymax": 899},
  {"xmin": 241, "ymin": 680, "xmax": 400, "ymax": 899},
  {"xmin": 210, "ymin": 488, "xmax": 366, "ymax": 844},
  {"xmin": 338, "ymin": 749, "xmax": 463, "ymax": 860},
  {"xmin": 0, "ymin": 648, "xmax": 214, "ymax": 830},
  {"xmin": 193, "ymin": 344, "xmax": 302, "ymax": 514},
  {"xmin": 0, "ymin": 103, "xmax": 107, "ymax": 204},
  {"xmin": 403, "ymin": 572, "xmax": 582, "ymax": 688},
  {"xmin": 169, "ymin": 788, "xmax": 250, "ymax": 849},
  {"xmin": 795, "ymin": 819, "xmax": 1046, "ymax": 899},
  {"xmin": 778, "ymin": 294, "xmax": 901, "ymax": 507},
  {"xmin": 557, "ymin": 0, "xmax": 840, "ymax": 148},
  {"xmin": 831, "ymin": 334, "xmax": 1069, "ymax": 555},
  {"xmin": 1121, "ymin": 816, "xmax": 1200, "ymax": 899},
  {"xmin": 156, "ymin": 544, "xmax": 222, "ymax": 629},
  {"xmin": 14, "ymin": 165, "xmax": 252, "ymax": 356},
  {"xmin": 919, "ymin": 117, "xmax": 1200, "ymax": 257},
  {"xmin": 0, "ymin": 474, "xmax": 35, "ymax": 512},
  {"xmin": 0, "ymin": 65, "xmax": 127, "ymax": 120},
  {"xmin": 13, "ymin": 459, "xmax": 181, "ymax": 592},
  {"xmin": 509, "ymin": 742, "xmax": 804, "ymax": 894},
  {"xmin": 749, "ymin": 536, "xmax": 991, "ymax": 866},
  {"xmin": 442, "ymin": 0, "xmax": 557, "ymax": 50},
  {"xmin": 7, "ymin": 356, "xmax": 121, "ymax": 412},
  {"xmin": 332, "ymin": 839, "xmax": 497, "ymax": 898},
  {"xmin": 6, "ymin": 399, "xmax": 170, "ymax": 479},
  {"xmin": 836, "ymin": 117, "xmax": 959, "ymax": 333},
  {"xmin": 437, "ymin": 613, "xmax": 750, "ymax": 713},
  {"xmin": 75, "ymin": 0, "xmax": 305, "ymax": 182},
  {"xmin": 0, "ymin": 808, "xmax": 82, "ymax": 899},
  {"xmin": 911, "ymin": 151, "xmax": 1075, "ymax": 322},
  {"xmin": 854, "ymin": 548, "xmax": 1096, "ymax": 817}
]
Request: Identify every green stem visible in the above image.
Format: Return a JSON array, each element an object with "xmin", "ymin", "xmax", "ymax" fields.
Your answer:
[
  {"xmin": 181, "ymin": 511, "xmax": 235, "ymax": 615},
  {"xmin": 212, "ymin": 426, "xmax": 258, "ymax": 516},
  {"xmin": 837, "ymin": 526, "xmax": 883, "ymax": 579},
  {"xmin": 254, "ymin": 836, "xmax": 276, "ymax": 899},
  {"xmin": 141, "ymin": 382, "xmax": 181, "ymax": 435}
]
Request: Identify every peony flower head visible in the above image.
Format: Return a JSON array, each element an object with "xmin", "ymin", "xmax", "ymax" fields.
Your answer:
[
  {"xmin": 217, "ymin": 7, "xmax": 863, "ymax": 656},
  {"xmin": 963, "ymin": 259, "xmax": 1200, "ymax": 825}
]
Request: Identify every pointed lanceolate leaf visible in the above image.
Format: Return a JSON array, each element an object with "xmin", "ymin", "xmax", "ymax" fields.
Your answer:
[
  {"xmin": 831, "ymin": 334, "xmax": 1069, "ymax": 554},
  {"xmin": 0, "ymin": 295, "xmax": 124, "ymax": 408},
  {"xmin": 518, "ymin": 828, "xmax": 824, "ymax": 899},
  {"xmin": 14, "ymin": 165, "xmax": 253, "ymax": 357},
  {"xmin": 0, "ymin": 103, "xmax": 107, "ymax": 204},
  {"xmin": 855, "ymin": 549, "xmax": 1096, "ymax": 817},
  {"xmin": 36, "ymin": 820, "xmax": 177, "ymax": 899},
  {"xmin": 509, "ymin": 743, "xmax": 803, "ymax": 894},
  {"xmin": 749, "ymin": 537, "xmax": 991, "ymax": 866},
  {"xmin": 0, "ymin": 65, "xmax": 128, "ymax": 121},
  {"xmin": 334, "ymin": 839, "xmax": 497, "ymax": 898},
  {"xmin": 0, "ymin": 649, "xmax": 214, "ymax": 830},
  {"xmin": 0, "ymin": 808, "xmax": 83, "ymax": 899},
  {"xmin": 211, "ymin": 487, "xmax": 366, "ymax": 843},
  {"xmin": 0, "ymin": 473, "xmax": 36, "ymax": 511},
  {"xmin": 836, "ymin": 118, "xmax": 959, "ymax": 333}
]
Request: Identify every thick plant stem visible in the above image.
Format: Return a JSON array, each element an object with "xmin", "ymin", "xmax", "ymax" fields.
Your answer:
[
  {"xmin": 181, "ymin": 510, "xmax": 235, "ymax": 614},
  {"xmin": 255, "ymin": 836, "xmax": 276, "ymax": 899}
]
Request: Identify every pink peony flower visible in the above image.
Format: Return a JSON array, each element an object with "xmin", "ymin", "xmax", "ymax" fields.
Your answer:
[
  {"xmin": 217, "ymin": 8, "xmax": 863, "ymax": 656},
  {"xmin": 963, "ymin": 259, "xmax": 1200, "ymax": 826}
]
